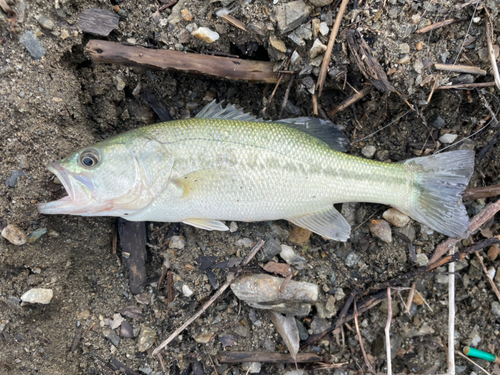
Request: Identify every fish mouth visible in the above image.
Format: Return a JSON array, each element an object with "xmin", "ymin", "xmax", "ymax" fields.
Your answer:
[{"xmin": 38, "ymin": 162, "xmax": 96, "ymax": 215}]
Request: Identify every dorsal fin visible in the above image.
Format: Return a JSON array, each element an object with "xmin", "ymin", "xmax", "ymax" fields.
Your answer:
[
  {"xmin": 196, "ymin": 100, "xmax": 260, "ymax": 122},
  {"xmin": 276, "ymin": 117, "xmax": 349, "ymax": 152},
  {"xmin": 196, "ymin": 101, "xmax": 349, "ymax": 151}
]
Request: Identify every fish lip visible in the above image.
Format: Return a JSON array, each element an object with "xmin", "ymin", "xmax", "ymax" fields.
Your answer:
[{"xmin": 38, "ymin": 162, "xmax": 95, "ymax": 214}]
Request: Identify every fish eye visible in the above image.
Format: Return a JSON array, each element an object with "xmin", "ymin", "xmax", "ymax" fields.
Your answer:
[{"xmin": 79, "ymin": 149, "xmax": 100, "ymax": 168}]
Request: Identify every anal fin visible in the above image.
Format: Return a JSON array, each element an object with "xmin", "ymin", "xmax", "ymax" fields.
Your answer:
[
  {"xmin": 183, "ymin": 218, "xmax": 229, "ymax": 231},
  {"xmin": 288, "ymin": 206, "xmax": 351, "ymax": 241}
]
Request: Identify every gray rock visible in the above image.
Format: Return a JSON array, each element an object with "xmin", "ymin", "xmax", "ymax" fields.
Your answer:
[
  {"xmin": 492, "ymin": 301, "xmax": 500, "ymax": 316},
  {"xmin": 177, "ymin": 29, "xmax": 190, "ymax": 44},
  {"xmin": 344, "ymin": 251, "xmax": 360, "ymax": 267},
  {"xmin": 27, "ymin": 228, "xmax": 47, "ymax": 244},
  {"xmin": 309, "ymin": 0, "xmax": 333, "ymax": 6},
  {"xmin": 36, "ymin": 15, "xmax": 55, "ymax": 30},
  {"xmin": 231, "ymin": 274, "xmax": 318, "ymax": 316},
  {"xmin": 284, "ymin": 101, "xmax": 302, "ymax": 116},
  {"xmin": 259, "ymin": 235, "xmax": 282, "ymax": 262},
  {"xmin": 1, "ymin": 224, "xmax": 27, "ymax": 245},
  {"xmin": 375, "ymin": 149, "xmax": 390, "ymax": 161},
  {"xmin": 103, "ymin": 329, "xmax": 121, "ymax": 346},
  {"xmin": 310, "ymin": 316, "xmax": 329, "ymax": 334},
  {"xmin": 169, "ymin": 236, "xmax": 185, "ymax": 249},
  {"xmin": 18, "ymin": 91, "xmax": 25, "ymax": 98},
  {"xmin": 280, "ymin": 244, "xmax": 307, "ymax": 268},
  {"xmin": 20, "ymin": 31, "xmax": 46, "ymax": 60},
  {"xmin": 6, "ymin": 170, "xmax": 26, "ymax": 188},
  {"xmin": 276, "ymin": 1, "xmax": 312, "ymax": 33},
  {"xmin": 138, "ymin": 326, "xmax": 156, "ymax": 352},
  {"xmin": 21, "ymin": 288, "xmax": 53, "ymax": 304},
  {"xmin": 416, "ymin": 253, "xmax": 429, "ymax": 266},
  {"xmin": 341, "ymin": 202, "xmax": 358, "ymax": 226},
  {"xmin": 394, "ymin": 224, "xmax": 416, "ymax": 243},
  {"xmin": 429, "ymin": 113, "xmax": 445, "ymax": 129},
  {"xmin": 379, "ymin": 299, "xmax": 399, "ymax": 316},
  {"xmin": 369, "ymin": 219, "xmax": 392, "ymax": 243},
  {"xmin": 288, "ymin": 23, "xmax": 312, "ymax": 46},
  {"xmin": 361, "ymin": 145, "xmax": 376, "ymax": 159},
  {"xmin": 295, "ymin": 319, "xmax": 308, "ymax": 340},
  {"xmin": 18, "ymin": 155, "xmax": 29, "ymax": 169}
]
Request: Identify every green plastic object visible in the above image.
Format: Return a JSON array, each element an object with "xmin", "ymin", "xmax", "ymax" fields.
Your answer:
[{"xmin": 463, "ymin": 346, "xmax": 497, "ymax": 362}]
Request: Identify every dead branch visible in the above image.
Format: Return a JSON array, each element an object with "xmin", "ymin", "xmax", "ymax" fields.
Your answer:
[
  {"xmin": 430, "ymin": 200, "xmax": 500, "ymax": 263},
  {"xmin": 328, "ymin": 86, "xmax": 371, "ymax": 116},
  {"xmin": 485, "ymin": 15, "xmax": 500, "ymax": 90},
  {"xmin": 354, "ymin": 301, "xmax": 374, "ymax": 373},
  {"xmin": 437, "ymin": 82, "xmax": 497, "ymax": 90},
  {"xmin": 434, "ymin": 63, "xmax": 486, "ymax": 76},
  {"xmin": 222, "ymin": 14, "xmax": 247, "ymax": 32},
  {"xmin": 463, "ymin": 185, "xmax": 500, "ymax": 201},
  {"xmin": 317, "ymin": 0, "xmax": 350, "ymax": 97},
  {"xmin": 475, "ymin": 252, "xmax": 500, "ymax": 303},
  {"xmin": 346, "ymin": 30, "xmax": 394, "ymax": 92},
  {"xmin": 85, "ymin": 40, "xmax": 281, "ymax": 83},
  {"xmin": 152, "ymin": 240, "xmax": 264, "ymax": 356},
  {"xmin": 416, "ymin": 18, "xmax": 463, "ymax": 34},
  {"xmin": 219, "ymin": 352, "xmax": 322, "ymax": 363}
]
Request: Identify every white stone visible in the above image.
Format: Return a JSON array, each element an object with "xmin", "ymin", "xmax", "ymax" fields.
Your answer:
[
  {"xmin": 416, "ymin": 253, "xmax": 429, "ymax": 266},
  {"xmin": 319, "ymin": 22, "xmax": 329, "ymax": 36},
  {"xmin": 1, "ymin": 224, "xmax": 27, "ymax": 245},
  {"xmin": 192, "ymin": 27, "xmax": 219, "ymax": 43},
  {"xmin": 182, "ymin": 285, "xmax": 194, "ymax": 297},
  {"xmin": 361, "ymin": 145, "xmax": 376, "ymax": 159},
  {"xmin": 382, "ymin": 208, "xmax": 410, "ymax": 227},
  {"xmin": 439, "ymin": 133, "xmax": 458, "ymax": 144},
  {"xmin": 169, "ymin": 236, "xmax": 185, "ymax": 249},
  {"xmin": 236, "ymin": 238, "xmax": 254, "ymax": 248},
  {"xmin": 21, "ymin": 288, "xmax": 53, "ymax": 304},
  {"xmin": 309, "ymin": 38, "xmax": 327, "ymax": 59},
  {"xmin": 229, "ymin": 221, "xmax": 238, "ymax": 233}
]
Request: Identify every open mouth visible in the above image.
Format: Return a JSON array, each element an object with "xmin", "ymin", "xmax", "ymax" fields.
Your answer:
[{"xmin": 38, "ymin": 162, "xmax": 95, "ymax": 215}]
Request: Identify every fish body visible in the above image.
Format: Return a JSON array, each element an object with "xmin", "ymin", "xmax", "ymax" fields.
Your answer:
[{"xmin": 39, "ymin": 101, "xmax": 474, "ymax": 240}]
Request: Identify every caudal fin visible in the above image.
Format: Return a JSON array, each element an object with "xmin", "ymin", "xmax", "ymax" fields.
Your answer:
[{"xmin": 398, "ymin": 150, "xmax": 474, "ymax": 239}]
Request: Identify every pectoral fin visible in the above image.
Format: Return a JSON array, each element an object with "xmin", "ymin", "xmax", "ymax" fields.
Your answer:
[
  {"xmin": 183, "ymin": 218, "xmax": 229, "ymax": 231},
  {"xmin": 288, "ymin": 206, "xmax": 351, "ymax": 241}
]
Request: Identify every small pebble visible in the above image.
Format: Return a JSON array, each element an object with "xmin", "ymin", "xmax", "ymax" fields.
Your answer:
[
  {"xmin": 18, "ymin": 155, "xmax": 29, "ymax": 169},
  {"xmin": 6, "ymin": 170, "xmax": 26, "ymax": 188},
  {"xmin": 19, "ymin": 31, "xmax": 46, "ymax": 60},
  {"xmin": 492, "ymin": 302, "xmax": 500, "ymax": 317},
  {"xmin": 399, "ymin": 43, "xmax": 410, "ymax": 54},
  {"xmin": 309, "ymin": 38, "xmax": 327, "ymax": 59},
  {"xmin": 27, "ymin": 228, "xmax": 47, "ymax": 244},
  {"xmin": 429, "ymin": 114, "xmax": 445, "ymax": 129},
  {"xmin": 319, "ymin": 22, "xmax": 329, "ymax": 36},
  {"xmin": 169, "ymin": 236, "xmax": 185, "ymax": 249},
  {"xmin": 229, "ymin": 221, "xmax": 238, "ymax": 233},
  {"xmin": 269, "ymin": 36, "xmax": 287, "ymax": 53},
  {"xmin": 344, "ymin": 251, "xmax": 360, "ymax": 268},
  {"xmin": 397, "ymin": 55, "xmax": 410, "ymax": 64},
  {"xmin": 193, "ymin": 331, "xmax": 213, "ymax": 344},
  {"xmin": 382, "ymin": 208, "xmax": 410, "ymax": 227},
  {"xmin": 236, "ymin": 238, "xmax": 253, "ymax": 248},
  {"xmin": 182, "ymin": 284, "xmax": 194, "ymax": 297},
  {"xmin": 137, "ymin": 326, "xmax": 156, "ymax": 352},
  {"xmin": 488, "ymin": 267, "xmax": 496, "ymax": 281},
  {"xmin": 488, "ymin": 244, "xmax": 500, "ymax": 261},
  {"xmin": 21, "ymin": 288, "xmax": 53, "ymax": 304},
  {"xmin": 36, "ymin": 15, "xmax": 56, "ymax": 30},
  {"xmin": 181, "ymin": 8, "xmax": 193, "ymax": 21},
  {"xmin": 192, "ymin": 27, "xmax": 219, "ymax": 43},
  {"xmin": 439, "ymin": 133, "xmax": 458, "ymax": 144},
  {"xmin": 416, "ymin": 253, "xmax": 429, "ymax": 266},
  {"xmin": 280, "ymin": 244, "xmax": 307, "ymax": 267},
  {"xmin": 103, "ymin": 329, "xmax": 121, "ymax": 347},
  {"xmin": 361, "ymin": 145, "xmax": 376, "ymax": 159},
  {"xmin": 18, "ymin": 91, "xmax": 25, "ymax": 98},
  {"xmin": 2, "ymin": 224, "xmax": 28, "ymax": 245},
  {"xmin": 369, "ymin": 219, "xmax": 392, "ymax": 243},
  {"xmin": 115, "ymin": 76, "xmax": 126, "ymax": 91},
  {"xmin": 289, "ymin": 226, "xmax": 311, "ymax": 244}
]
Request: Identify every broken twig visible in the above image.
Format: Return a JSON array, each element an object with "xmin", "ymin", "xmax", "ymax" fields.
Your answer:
[
  {"xmin": 463, "ymin": 185, "xmax": 500, "ymax": 201},
  {"xmin": 85, "ymin": 40, "xmax": 280, "ymax": 83},
  {"xmin": 437, "ymin": 82, "xmax": 497, "ymax": 90},
  {"xmin": 317, "ymin": 0, "xmax": 350, "ymax": 97},
  {"xmin": 385, "ymin": 288, "xmax": 392, "ymax": 375},
  {"xmin": 434, "ymin": 63, "xmax": 486, "ymax": 76},
  {"xmin": 416, "ymin": 18, "xmax": 464, "ymax": 34},
  {"xmin": 219, "ymin": 352, "xmax": 322, "ymax": 363},
  {"xmin": 448, "ymin": 245, "xmax": 456, "ymax": 374},
  {"xmin": 485, "ymin": 15, "xmax": 500, "ymax": 91},
  {"xmin": 328, "ymin": 86, "xmax": 371, "ymax": 116}
]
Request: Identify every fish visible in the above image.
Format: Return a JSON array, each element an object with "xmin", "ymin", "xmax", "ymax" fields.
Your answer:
[{"xmin": 38, "ymin": 101, "xmax": 474, "ymax": 240}]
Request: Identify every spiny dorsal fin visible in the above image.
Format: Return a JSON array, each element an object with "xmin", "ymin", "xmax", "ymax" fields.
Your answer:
[
  {"xmin": 196, "ymin": 101, "xmax": 349, "ymax": 151},
  {"xmin": 196, "ymin": 100, "xmax": 260, "ymax": 122},
  {"xmin": 276, "ymin": 117, "xmax": 349, "ymax": 152}
]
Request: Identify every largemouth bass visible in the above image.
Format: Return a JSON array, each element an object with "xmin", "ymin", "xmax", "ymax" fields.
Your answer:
[{"xmin": 39, "ymin": 101, "xmax": 474, "ymax": 240}]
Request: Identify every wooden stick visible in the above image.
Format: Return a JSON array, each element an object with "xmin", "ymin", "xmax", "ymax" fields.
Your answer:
[
  {"xmin": 354, "ymin": 301, "xmax": 374, "ymax": 373},
  {"xmin": 222, "ymin": 14, "xmax": 247, "ymax": 32},
  {"xmin": 404, "ymin": 283, "xmax": 416, "ymax": 314},
  {"xmin": 385, "ymin": 288, "xmax": 392, "ymax": 375},
  {"xmin": 152, "ymin": 240, "xmax": 264, "ymax": 356},
  {"xmin": 429, "ymin": 200, "xmax": 500, "ymax": 264},
  {"xmin": 328, "ymin": 86, "xmax": 371, "ymax": 115},
  {"xmin": 463, "ymin": 185, "xmax": 500, "ymax": 201},
  {"xmin": 437, "ymin": 81, "xmax": 497, "ymax": 90},
  {"xmin": 316, "ymin": 0, "xmax": 350, "ymax": 97},
  {"xmin": 485, "ymin": 15, "xmax": 500, "ymax": 90},
  {"xmin": 85, "ymin": 40, "xmax": 281, "ymax": 83},
  {"xmin": 219, "ymin": 352, "xmax": 322, "ymax": 363},
  {"xmin": 434, "ymin": 63, "xmax": 486, "ymax": 76},
  {"xmin": 475, "ymin": 252, "xmax": 500, "ymax": 303},
  {"xmin": 416, "ymin": 18, "xmax": 463, "ymax": 34}
]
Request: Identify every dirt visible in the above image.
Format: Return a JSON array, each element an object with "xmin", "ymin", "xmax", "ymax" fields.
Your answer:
[{"xmin": 1, "ymin": 0, "xmax": 500, "ymax": 374}]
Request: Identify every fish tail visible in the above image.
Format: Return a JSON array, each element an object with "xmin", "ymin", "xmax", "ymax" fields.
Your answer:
[{"xmin": 398, "ymin": 150, "xmax": 475, "ymax": 239}]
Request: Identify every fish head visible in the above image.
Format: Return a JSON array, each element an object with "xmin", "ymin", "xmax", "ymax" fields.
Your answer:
[{"xmin": 38, "ymin": 140, "xmax": 156, "ymax": 217}]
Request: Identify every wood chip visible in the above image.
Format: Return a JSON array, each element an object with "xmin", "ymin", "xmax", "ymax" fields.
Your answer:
[{"xmin": 79, "ymin": 8, "xmax": 119, "ymax": 36}]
